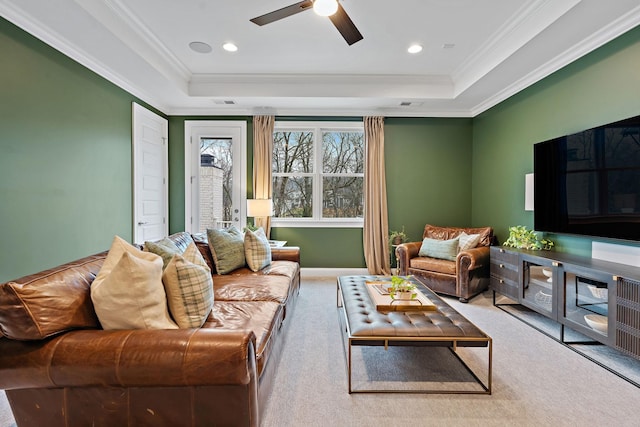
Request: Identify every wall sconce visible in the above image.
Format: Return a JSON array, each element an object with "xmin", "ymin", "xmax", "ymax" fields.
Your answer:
[
  {"xmin": 246, "ymin": 199, "xmax": 273, "ymax": 226},
  {"xmin": 525, "ymin": 173, "xmax": 534, "ymax": 211}
]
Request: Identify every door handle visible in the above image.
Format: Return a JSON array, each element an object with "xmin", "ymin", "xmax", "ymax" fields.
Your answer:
[{"xmin": 138, "ymin": 221, "xmax": 148, "ymax": 226}]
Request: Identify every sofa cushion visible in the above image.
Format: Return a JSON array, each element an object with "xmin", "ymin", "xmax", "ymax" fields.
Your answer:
[
  {"xmin": 144, "ymin": 237, "xmax": 182, "ymax": 269},
  {"xmin": 213, "ymin": 269, "xmax": 292, "ymax": 304},
  {"xmin": 418, "ymin": 237, "xmax": 459, "ymax": 261},
  {"xmin": 203, "ymin": 300, "xmax": 283, "ymax": 376},
  {"xmin": 244, "ymin": 228, "xmax": 271, "ymax": 272},
  {"xmin": 207, "ymin": 227, "xmax": 246, "ymax": 274},
  {"xmin": 162, "ymin": 242, "xmax": 214, "ymax": 328},
  {"xmin": 458, "ymin": 232, "xmax": 482, "ymax": 251},
  {"xmin": 0, "ymin": 255, "xmax": 104, "ymax": 340},
  {"xmin": 91, "ymin": 236, "xmax": 178, "ymax": 330}
]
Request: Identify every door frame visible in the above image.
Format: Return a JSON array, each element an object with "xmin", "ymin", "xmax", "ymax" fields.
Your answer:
[
  {"xmin": 184, "ymin": 120, "xmax": 248, "ymax": 233},
  {"xmin": 132, "ymin": 102, "xmax": 168, "ymax": 243}
]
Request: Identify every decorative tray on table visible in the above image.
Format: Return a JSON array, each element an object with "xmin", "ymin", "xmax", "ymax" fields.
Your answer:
[{"xmin": 364, "ymin": 281, "xmax": 437, "ymax": 312}]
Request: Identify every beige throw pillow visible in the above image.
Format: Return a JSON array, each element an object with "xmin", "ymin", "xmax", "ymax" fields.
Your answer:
[
  {"xmin": 162, "ymin": 242, "xmax": 214, "ymax": 328},
  {"xmin": 91, "ymin": 235, "xmax": 178, "ymax": 330},
  {"xmin": 244, "ymin": 227, "xmax": 272, "ymax": 272},
  {"xmin": 458, "ymin": 232, "xmax": 482, "ymax": 252}
]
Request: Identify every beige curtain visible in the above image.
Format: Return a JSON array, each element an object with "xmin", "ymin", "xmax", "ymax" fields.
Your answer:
[
  {"xmin": 363, "ymin": 116, "xmax": 390, "ymax": 275},
  {"xmin": 252, "ymin": 116, "xmax": 275, "ymax": 236}
]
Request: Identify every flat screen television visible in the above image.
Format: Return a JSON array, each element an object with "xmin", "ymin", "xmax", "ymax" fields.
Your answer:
[{"xmin": 534, "ymin": 114, "xmax": 640, "ymax": 242}]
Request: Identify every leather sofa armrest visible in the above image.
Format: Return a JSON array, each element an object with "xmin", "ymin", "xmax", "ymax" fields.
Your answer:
[
  {"xmin": 0, "ymin": 329, "xmax": 256, "ymax": 390},
  {"xmin": 396, "ymin": 242, "xmax": 422, "ymax": 275},
  {"xmin": 457, "ymin": 246, "xmax": 490, "ymax": 274},
  {"xmin": 271, "ymin": 246, "xmax": 300, "ymax": 263}
]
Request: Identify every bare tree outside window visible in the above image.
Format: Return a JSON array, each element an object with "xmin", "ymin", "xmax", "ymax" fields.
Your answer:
[
  {"xmin": 272, "ymin": 124, "xmax": 364, "ymax": 220},
  {"xmin": 322, "ymin": 131, "xmax": 364, "ymax": 218}
]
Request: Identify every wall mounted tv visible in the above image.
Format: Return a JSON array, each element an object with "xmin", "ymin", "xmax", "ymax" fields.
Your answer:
[{"xmin": 534, "ymin": 114, "xmax": 640, "ymax": 242}]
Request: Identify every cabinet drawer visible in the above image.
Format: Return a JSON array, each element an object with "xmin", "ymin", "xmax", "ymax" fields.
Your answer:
[
  {"xmin": 490, "ymin": 275, "xmax": 519, "ymax": 299},
  {"xmin": 490, "ymin": 247, "xmax": 519, "ymax": 265},
  {"xmin": 490, "ymin": 261, "xmax": 519, "ymax": 283}
]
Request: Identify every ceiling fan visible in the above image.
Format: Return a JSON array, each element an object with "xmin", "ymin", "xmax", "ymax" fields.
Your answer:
[{"xmin": 250, "ymin": 0, "xmax": 363, "ymax": 46}]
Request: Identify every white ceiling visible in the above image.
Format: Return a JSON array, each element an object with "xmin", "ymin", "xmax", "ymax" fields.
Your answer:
[{"xmin": 2, "ymin": 0, "xmax": 640, "ymax": 117}]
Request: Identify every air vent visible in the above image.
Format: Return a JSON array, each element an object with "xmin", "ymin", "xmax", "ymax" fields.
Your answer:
[
  {"xmin": 213, "ymin": 100, "xmax": 236, "ymax": 105},
  {"xmin": 399, "ymin": 101, "xmax": 424, "ymax": 107}
]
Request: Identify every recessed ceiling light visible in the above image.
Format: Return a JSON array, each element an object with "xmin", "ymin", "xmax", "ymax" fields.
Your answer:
[
  {"xmin": 407, "ymin": 44, "xmax": 423, "ymax": 54},
  {"xmin": 189, "ymin": 41, "xmax": 212, "ymax": 54},
  {"xmin": 223, "ymin": 42, "xmax": 238, "ymax": 52}
]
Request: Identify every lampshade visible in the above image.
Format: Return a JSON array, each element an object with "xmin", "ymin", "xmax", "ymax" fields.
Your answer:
[
  {"xmin": 525, "ymin": 173, "xmax": 534, "ymax": 211},
  {"xmin": 313, "ymin": 0, "xmax": 338, "ymax": 16},
  {"xmin": 247, "ymin": 199, "xmax": 273, "ymax": 217}
]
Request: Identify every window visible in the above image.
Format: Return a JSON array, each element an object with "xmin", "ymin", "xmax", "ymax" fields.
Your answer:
[{"xmin": 272, "ymin": 121, "xmax": 364, "ymax": 227}]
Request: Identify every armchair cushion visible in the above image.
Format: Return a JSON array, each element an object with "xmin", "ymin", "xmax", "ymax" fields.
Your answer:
[{"xmin": 418, "ymin": 237, "xmax": 459, "ymax": 261}]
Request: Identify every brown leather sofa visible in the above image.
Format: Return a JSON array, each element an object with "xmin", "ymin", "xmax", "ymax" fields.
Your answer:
[
  {"xmin": 0, "ymin": 231, "xmax": 300, "ymax": 427},
  {"xmin": 396, "ymin": 224, "xmax": 494, "ymax": 302}
]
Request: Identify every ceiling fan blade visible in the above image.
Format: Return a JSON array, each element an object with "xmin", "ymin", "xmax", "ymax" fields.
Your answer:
[
  {"xmin": 250, "ymin": 1, "xmax": 313, "ymax": 26},
  {"xmin": 328, "ymin": 3, "xmax": 363, "ymax": 45}
]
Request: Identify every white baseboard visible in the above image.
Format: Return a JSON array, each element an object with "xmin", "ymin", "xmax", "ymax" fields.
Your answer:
[
  {"xmin": 592, "ymin": 241, "xmax": 640, "ymax": 266},
  {"xmin": 300, "ymin": 267, "xmax": 369, "ymax": 278}
]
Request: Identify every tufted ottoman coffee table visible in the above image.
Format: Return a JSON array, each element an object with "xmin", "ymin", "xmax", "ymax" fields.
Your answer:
[{"xmin": 337, "ymin": 275, "xmax": 492, "ymax": 394}]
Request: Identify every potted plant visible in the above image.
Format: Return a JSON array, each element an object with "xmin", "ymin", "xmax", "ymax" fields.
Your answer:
[
  {"xmin": 389, "ymin": 227, "xmax": 409, "ymax": 246},
  {"xmin": 503, "ymin": 225, "xmax": 554, "ymax": 250},
  {"xmin": 389, "ymin": 275, "xmax": 417, "ymax": 300}
]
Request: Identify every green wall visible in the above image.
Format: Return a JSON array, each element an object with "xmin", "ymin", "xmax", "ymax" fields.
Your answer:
[
  {"xmin": 385, "ymin": 117, "xmax": 474, "ymax": 242},
  {"xmin": 0, "ymin": 18, "xmax": 161, "ymax": 282},
  {"xmin": 472, "ymin": 25, "xmax": 640, "ymax": 254}
]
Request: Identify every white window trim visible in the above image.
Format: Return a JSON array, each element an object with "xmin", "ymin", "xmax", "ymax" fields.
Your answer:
[{"xmin": 271, "ymin": 120, "xmax": 364, "ymax": 228}]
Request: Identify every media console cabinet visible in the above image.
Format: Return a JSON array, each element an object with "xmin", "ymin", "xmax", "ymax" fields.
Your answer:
[{"xmin": 490, "ymin": 246, "xmax": 640, "ymax": 362}]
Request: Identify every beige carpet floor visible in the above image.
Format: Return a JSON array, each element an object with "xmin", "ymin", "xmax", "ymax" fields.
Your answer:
[{"xmin": 1, "ymin": 276, "xmax": 639, "ymax": 426}]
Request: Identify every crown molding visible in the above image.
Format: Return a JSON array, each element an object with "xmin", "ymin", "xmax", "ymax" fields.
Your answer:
[
  {"xmin": 0, "ymin": 0, "xmax": 171, "ymax": 114},
  {"xmin": 453, "ymin": 0, "xmax": 582, "ymax": 98},
  {"xmin": 74, "ymin": 0, "xmax": 191, "ymax": 84},
  {"xmin": 470, "ymin": 3, "xmax": 640, "ymax": 116},
  {"xmin": 166, "ymin": 105, "xmax": 474, "ymax": 118}
]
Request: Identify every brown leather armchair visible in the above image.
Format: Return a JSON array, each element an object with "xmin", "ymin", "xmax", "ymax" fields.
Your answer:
[{"xmin": 396, "ymin": 224, "xmax": 494, "ymax": 302}]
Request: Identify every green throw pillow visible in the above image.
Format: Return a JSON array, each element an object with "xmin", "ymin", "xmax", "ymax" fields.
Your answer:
[
  {"xmin": 244, "ymin": 227, "xmax": 272, "ymax": 272},
  {"xmin": 418, "ymin": 237, "xmax": 459, "ymax": 261},
  {"xmin": 144, "ymin": 238, "xmax": 182, "ymax": 270},
  {"xmin": 207, "ymin": 227, "xmax": 246, "ymax": 274}
]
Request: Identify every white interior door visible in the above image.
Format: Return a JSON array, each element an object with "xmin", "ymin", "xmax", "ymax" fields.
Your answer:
[
  {"xmin": 185, "ymin": 121, "xmax": 247, "ymax": 234},
  {"xmin": 133, "ymin": 102, "xmax": 168, "ymax": 244}
]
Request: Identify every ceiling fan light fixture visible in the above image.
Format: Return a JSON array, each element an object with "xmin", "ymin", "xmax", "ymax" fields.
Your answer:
[
  {"xmin": 222, "ymin": 42, "xmax": 238, "ymax": 52},
  {"xmin": 313, "ymin": 0, "xmax": 338, "ymax": 17}
]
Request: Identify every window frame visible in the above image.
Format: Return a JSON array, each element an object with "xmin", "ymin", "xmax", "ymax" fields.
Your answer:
[{"xmin": 271, "ymin": 120, "xmax": 365, "ymax": 228}]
